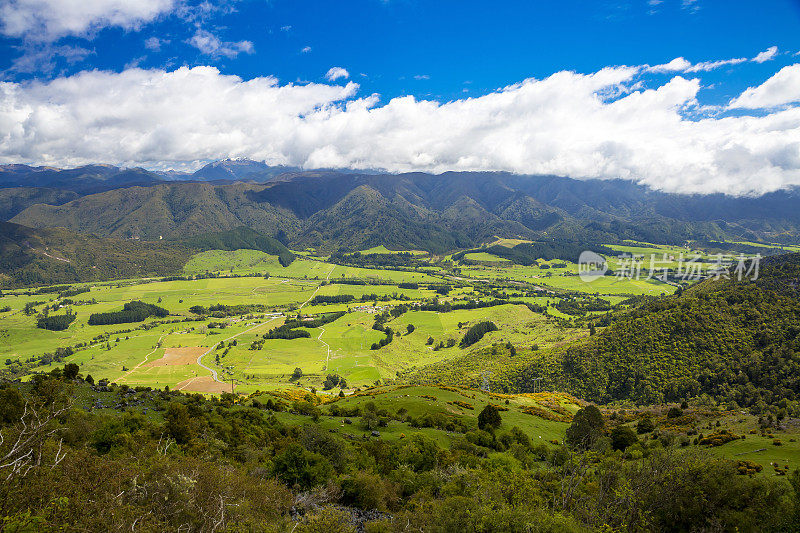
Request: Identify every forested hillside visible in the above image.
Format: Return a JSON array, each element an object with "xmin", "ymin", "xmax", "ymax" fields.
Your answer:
[
  {"xmin": 0, "ymin": 224, "xmax": 299, "ymax": 288},
  {"xmin": 11, "ymin": 182, "xmax": 300, "ymax": 241},
  {"xmin": 0, "ymin": 222, "xmax": 191, "ymax": 288},
  {"xmin": 9, "ymin": 168, "xmax": 800, "ymax": 252},
  {"xmin": 512, "ymin": 254, "xmax": 800, "ymax": 409},
  {"xmin": 181, "ymin": 227, "xmax": 295, "ymax": 266}
]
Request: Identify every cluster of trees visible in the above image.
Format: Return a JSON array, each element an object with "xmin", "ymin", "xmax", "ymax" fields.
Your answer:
[
  {"xmin": 323, "ymin": 374, "xmax": 347, "ymax": 390},
  {"xmin": 310, "ymin": 294, "xmax": 355, "ymax": 304},
  {"xmin": 370, "ymin": 312, "xmax": 395, "ymax": 350},
  {"xmin": 460, "ymin": 321, "xmax": 498, "ymax": 348},
  {"xmin": 262, "ymin": 312, "xmax": 347, "ymax": 341},
  {"xmin": 330, "ymin": 251, "xmax": 426, "ymax": 269},
  {"xmin": 36, "ymin": 311, "xmax": 77, "ymax": 331},
  {"xmin": 371, "ymin": 327, "xmax": 394, "ymax": 350},
  {"xmin": 58, "ymin": 287, "xmax": 90, "ymax": 298},
  {"xmin": 188, "ymin": 303, "xmax": 268, "ymax": 317},
  {"xmin": 554, "ymin": 297, "xmax": 612, "ymax": 316},
  {"xmin": 87, "ymin": 301, "xmax": 169, "ymax": 326}
]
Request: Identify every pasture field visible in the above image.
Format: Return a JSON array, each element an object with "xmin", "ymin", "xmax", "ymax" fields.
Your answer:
[
  {"xmin": 2, "ymin": 249, "xmax": 593, "ymax": 394},
  {"xmin": 3, "ymin": 239, "xmax": 772, "ymax": 397},
  {"xmin": 185, "ymin": 250, "xmax": 442, "ymax": 283},
  {"xmin": 451, "ymin": 240, "xmax": 774, "ymax": 298},
  {"xmin": 464, "ymin": 252, "xmax": 511, "ymax": 263},
  {"xmin": 270, "ymin": 385, "xmax": 580, "ymax": 446},
  {"xmin": 359, "ymin": 245, "xmax": 428, "ymax": 255},
  {"xmin": 456, "ymin": 261, "xmax": 676, "ymax": 296}
]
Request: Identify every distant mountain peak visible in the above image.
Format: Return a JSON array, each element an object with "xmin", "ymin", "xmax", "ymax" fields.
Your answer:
[{"xmin": 191, "ymin": 158, "xmax": 299, "ymax": 182}]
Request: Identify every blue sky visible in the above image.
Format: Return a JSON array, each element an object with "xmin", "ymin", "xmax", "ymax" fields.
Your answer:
[
  {"xmin": 2, "ymin": 0, "xmax": 798, "ymax": 103},
  {"xmin": 0, "ymin": 0, "xmax": 799, "ymax": 195}
]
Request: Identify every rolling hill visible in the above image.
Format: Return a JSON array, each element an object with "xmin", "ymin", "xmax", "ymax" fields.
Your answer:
[
  {"xmin": 509, "ymin": 253, "xmax": 800, "ymax": 407},
  {"xmin": 0, "ymin": 221, "xmax": 192, "ymax": 287},
  {"xmin": 0, "ymin": 223, "xmax": 298, "ymax": 288}
]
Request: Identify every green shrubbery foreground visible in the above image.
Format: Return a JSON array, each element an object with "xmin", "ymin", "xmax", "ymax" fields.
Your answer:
[{"xmin": 1, "ymin": 370, "xmax": 800, "ymax": 532}]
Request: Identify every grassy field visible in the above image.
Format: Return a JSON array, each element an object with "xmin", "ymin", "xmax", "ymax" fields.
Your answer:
[
  {"xmin": 3, "ymin": 239, "xmax": 784, "ymax": 397},
  {"xmin": 1, "ymin": 248, "xmax": 587, "ymax": 393},
  {"xmin": 360, "ymin": 245, "xmax": 428, "ymax": 255}
]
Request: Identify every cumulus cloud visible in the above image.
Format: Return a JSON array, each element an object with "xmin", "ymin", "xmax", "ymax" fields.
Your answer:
[
  {"xmin": 325, "ymin": 67, "xmax": 349, "ymax": 81},
  {"xmin": 729, "ymin": 64, "xmax": 800, "ymax": 109},
  {"xmin": 753, "ymin": 46, "xmax": 778, "ymax": 63},
  {"xmin": 1, "ymin": 64, "xmax": 799, "ymax": 196},
  {"xmin": 187, "ymin": 29, "xmax": 253, "ymax": 58},
  {"xmin": 0, "ymin": 0, "xmax": 175, "ymax": 41}
]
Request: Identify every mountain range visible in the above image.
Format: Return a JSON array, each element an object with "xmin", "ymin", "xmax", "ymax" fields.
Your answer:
[{"xmin": 3, "ymin": 160, "xmax": 800, "ymax": 253}]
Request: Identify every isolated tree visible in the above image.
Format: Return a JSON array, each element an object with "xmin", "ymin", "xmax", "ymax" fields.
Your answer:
[
  {"xmin": 611, "ymin": 426, "xmax": 638, "ymax": 451},
  {"xmin": 361, "ymin": 402, "xmax": 379, "ymax": 430},
  {"xmin": 406, "ymin": 324, "xmax": 415, "ymax": 335},
  {"xmin": 292, "ymin": 367, "xmax": 303, "ymax": 380},
  {"xmin": 63, "ymin": 363, "xmax": 79, "ymax": 380},
  {"xmin": 478, "ymin": 404, "xmax": 502, "ymax": 431},
  {"xmin": 566, "ymin": 405, "xmax": 605, "ymax": 449}
]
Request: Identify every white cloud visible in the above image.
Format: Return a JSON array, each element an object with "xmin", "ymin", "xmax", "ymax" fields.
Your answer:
[
  {"xmin": 648, "ymin": 56, "xmax": 748, "ymax": 74},
  {"xmin": 682, "ymin": 0, "xmax": 700, "ymax": 13},
  {"xmin": 9, "ymin": 44, "xmax": 94, "ymax": 73},
  {"xmin": 301, "ymin": 45, "xmax": 312, "ymax": 53},
  {"xmin": 686, "ymin": 57, "xmax": 746, "ymax": 72},
  {"xmin": 144, "ymin": 36, "xmax": 166, "ymax": 51},
  {"xmin": 187, "ymin": 29, "xmax": 253, "ymax": 58},
  {"xmin": 0, "ymin": 64, "xmax": 799, "ymax": 196},
  {"xmin": 729, "ymin": 64, "xmax": 800, "ymax": 109},
  {"xmin": 414, "ymin": 74, "xmax": 431, "ymax": 80},
  {"xmin": 752, "ymin": 46, "xmax": 778, "ymax": 63},
  {"xmin": 647, "ymin": 57, "xmax": 691, "ymax": 73},
  {"xmin": 0, "ymin": 0, "xmax": 175, "ymax": 41},
  {"xmin": 325, "ymin": 67, "xmax": 349, "ymax": 81}
]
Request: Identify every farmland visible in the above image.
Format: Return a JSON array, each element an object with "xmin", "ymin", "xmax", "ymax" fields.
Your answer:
[{"xmin": 0, "ymin": 239, "xmax": 773, "ymax": 397}]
